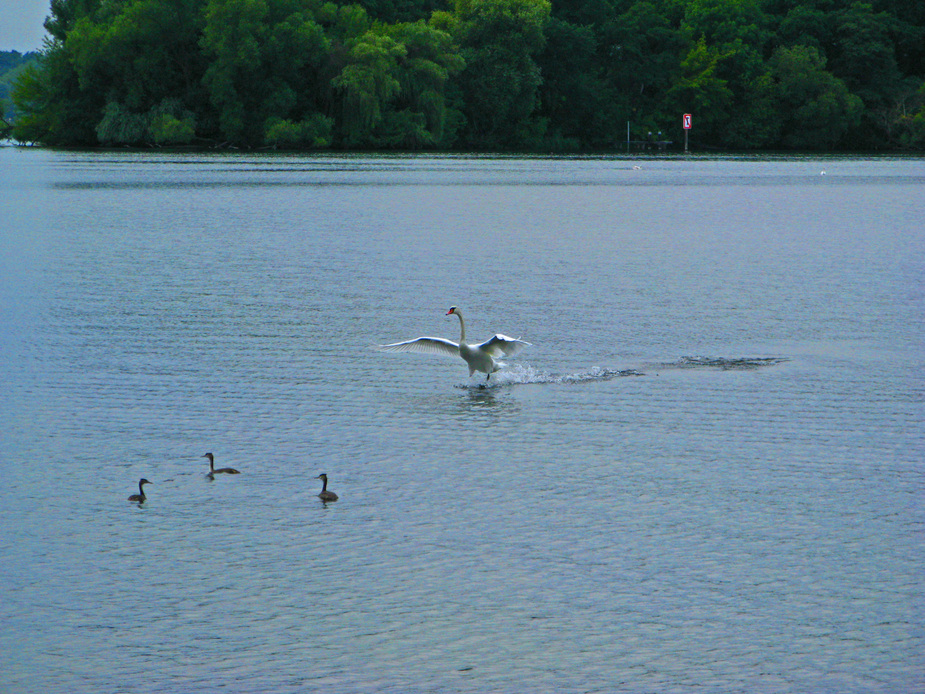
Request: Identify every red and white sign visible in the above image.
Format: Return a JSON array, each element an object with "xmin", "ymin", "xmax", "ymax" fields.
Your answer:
[{"xmin": 683, "ymin": 113, "xmax": 692, "ymax": 130}]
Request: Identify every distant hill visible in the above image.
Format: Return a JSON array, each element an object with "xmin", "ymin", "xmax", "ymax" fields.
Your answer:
[{"xmin": 1, "ymin": 50, "xmax": 40, "ymax": 74}]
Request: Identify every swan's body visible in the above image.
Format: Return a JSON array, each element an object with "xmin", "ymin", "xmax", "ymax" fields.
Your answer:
[
  {"xmin": 128, "ymin": 478, "xmax": 152, "ymax": 503},
  {"xmin": 203, "ymin": 452, "xmax": 240, "ymax": 475},
  {"xmin": 316, "ymin": 473, "xmax": 338, "ymax": 502},
  {"xmin": 379, "ymin": 306, "xmax": 530, "ymax": 381}
]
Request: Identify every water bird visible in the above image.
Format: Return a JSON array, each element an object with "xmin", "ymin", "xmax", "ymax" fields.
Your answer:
[
  {"xmin": 128, "ymin": 478, "xmax": 152, "ymax": 503},
  {"xmin": 316, "ymin": 473, "xmax": 338, "ymax": 502},
  {"xmin": 379, "ymin": 306, "xmax": 530, "ymax": 382},
  {"xmin": 203, "ymin": 452, "xmax": 240, "ymax": 475}
]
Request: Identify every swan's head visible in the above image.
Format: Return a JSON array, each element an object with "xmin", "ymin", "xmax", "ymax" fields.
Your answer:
[
  {"xmin": 446, "ymin": 306, "xmax": 458, "ymax": 316},
  {"xmin": 139, "ymin": 478, "xmax": 152, "ymax": 487}
]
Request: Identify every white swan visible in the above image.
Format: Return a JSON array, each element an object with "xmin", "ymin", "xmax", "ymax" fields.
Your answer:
[{"xmin": 379, "ymin": 306, "xmax": 531, "ymax": 381}]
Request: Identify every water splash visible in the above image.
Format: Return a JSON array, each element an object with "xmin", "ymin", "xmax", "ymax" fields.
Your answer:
[{"xmin": 455, "ymin": 364, "xmax": 644, "ymax": 389}]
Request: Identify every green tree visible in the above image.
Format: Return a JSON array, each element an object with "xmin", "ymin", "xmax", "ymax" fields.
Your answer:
[
  {"xmin": 774, "ymin": 4, "xmax": 833, "ymax": 54},
  {"xmin": 10, "ymin": 0, "xmax": 924, "ymax": 150},
  {"xmin": 831, "ymin": 2, "xmax": 904, "ymax": 145},
  {"xmin": 94, "ymin": 97, "xmax": 198, "ymax": 145},
  {"xmin": 332, "ymin": 29, "xmax": 407, "ymax": 145},
  {"xmin": 200, "ymin": 0, "xmax": 330, "ymax": 146},
  {"xmin": 676, "ymin": 0, "xmax": 779, "ymax": 148},
  {"xmin": 63, "ymin": 0, "xmax": 208, "ymax": 144},
  {"xmin": 0, "ymin": 99, "xmax": 11, "ymax": 139},
  {"xmin": 264, "ymin": 113, "xmax": 333, "ymax": 147},
  {"xmin": 770, "ymin": 44, "xmax": 863, "ymax": 148},
  {"xmin": 10, "ymin": 0, "xmax": 110, "ymax": 144},
  {"xmin": 892, "ymin": 79, "xmax": 925, "ymax": 148},
  {"xmin": 878, "ymin": 0, "xmax": 925, "ymax": 79},
  {"xmin": 12, "ymin": 47, "xmax": 100, "ymax": 145},
  {"xmin": 44, "ymin": 0, "xmax": 103, "ymax": 42},
  {"xmin": 381, "ymin": 20, "xmax": 465, "ymax": 147},
  {"xmin": 832, "ymin": 2, "xmax": 902, "ymax": 105},
  {"xmin": 1, "ymin": 51, "xmax": 41, "ymax": 123},
  {"xmin": 537, "ymin": 17, "xmax": 616, "ymax": 149},
  {"xmin": 664, "ymin": 37, "xmax": 732, "ymax": 143},
  {"xmin": 599, "ymin": 1, "xmax": 688, "ymax": 143},
  {"xmin": 448, "ymin": 0, "xmax": 552, "ymax": 148},
  {"xmin": 354, "ymin": 0, "xmax": 446, "ymax": 24}
]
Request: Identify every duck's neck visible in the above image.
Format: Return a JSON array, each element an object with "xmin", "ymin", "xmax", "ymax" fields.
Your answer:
[
  {"xmin": 321, "ymin": 477, "xmax": 328, "ymax": 492},
  {"xmin": 454, "ymin": 310, "xmax": 467, "ymax": 344},
  {"xmin": 138, "ymin": 482, "xmax": 146, "ymax": 498}
]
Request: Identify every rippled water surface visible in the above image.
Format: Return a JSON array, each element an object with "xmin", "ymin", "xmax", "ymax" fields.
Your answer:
[{"xmin": 1, "ymin": 149, "xmax": 923, "ymax": 693}]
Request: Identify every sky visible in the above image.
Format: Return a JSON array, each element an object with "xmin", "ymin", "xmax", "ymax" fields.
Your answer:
[{"xmin": 1, "ymin": 0, "xmax": 50, "ymax": 52}]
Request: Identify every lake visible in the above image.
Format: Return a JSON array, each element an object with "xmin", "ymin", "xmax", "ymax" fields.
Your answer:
[{"xmin": 0, "ymin": 148, "xmax": 923, "ymax": 693}]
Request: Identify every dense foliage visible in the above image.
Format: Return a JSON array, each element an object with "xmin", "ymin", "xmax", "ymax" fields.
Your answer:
[
  {"xmin": 9, "ymin": 0, "xmax": 925, "ymax": 150},
  {"xmin": 1, "ymin": 50, "xmax": 40, "ymax": 134}
]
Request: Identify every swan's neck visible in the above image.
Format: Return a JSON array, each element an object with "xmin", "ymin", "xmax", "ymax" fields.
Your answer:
[{"xmin": 454, "ymin": 310, "xmax": 467, "ymax": 344}]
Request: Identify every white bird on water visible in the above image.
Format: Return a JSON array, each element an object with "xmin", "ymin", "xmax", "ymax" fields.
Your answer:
[{"xmin": 378, "ymin": 306, "xmax": 531, "ymax": 383}]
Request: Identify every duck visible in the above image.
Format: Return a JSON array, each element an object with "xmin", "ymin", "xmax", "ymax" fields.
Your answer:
[
  {"xmin": 316, "ymin": 473, "xmax": 338, "ymax": 502},
  {"xmin": 203, "ymin": 452, "xmax": 240, "ymax": 475},
  {"xmin": 128, "ymin": 478, "xmax": 152, "ymax": 503},
  {"xmin": 379, "ymin": 306, "xmax": 530, "ymax": 382}
]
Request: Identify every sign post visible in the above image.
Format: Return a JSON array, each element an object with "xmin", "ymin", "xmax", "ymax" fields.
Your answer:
[{"xmin": 682, "ymin": 113, "xmax": 692, "ymax": 153}]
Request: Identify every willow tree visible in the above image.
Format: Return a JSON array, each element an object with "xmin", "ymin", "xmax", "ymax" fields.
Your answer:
[
  {"xmin": 380, "ymin": 20, "xmax": 465, "ymax": 147},
  {"xmin": 333, "ymin": 30, "xmax": 407, "ymax": 145}
]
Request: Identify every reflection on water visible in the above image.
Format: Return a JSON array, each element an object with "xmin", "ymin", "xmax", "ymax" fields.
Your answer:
[{"xmin": 1, "ymin": 149, "xmax": 922, "ymax": 694}]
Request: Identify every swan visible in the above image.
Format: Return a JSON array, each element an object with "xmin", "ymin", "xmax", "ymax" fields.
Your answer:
[
  {"xmin": 316, "ymin": 473, "xmax": 338, "ymax": 502},
  {"xmin": 379, "ymin": 306, "xmax": 531, "ymax": 382},
  {"xmin": 128, "ymin": 478, "xmax": 152, "ymax": 503}
]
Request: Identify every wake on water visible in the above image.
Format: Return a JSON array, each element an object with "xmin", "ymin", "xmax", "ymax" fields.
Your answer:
[
  {"xmin": 660, "ymin": 356, "xmax": 788, "ymax": 371},
  {"xmin": 455, "ymin": 356, "xmax": 787, "ymax": 390}
]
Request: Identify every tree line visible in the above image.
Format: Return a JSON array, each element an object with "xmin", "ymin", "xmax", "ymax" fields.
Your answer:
[{"xmin": 7, "ymin": 0, "xmax": 925, "ymax": 151}]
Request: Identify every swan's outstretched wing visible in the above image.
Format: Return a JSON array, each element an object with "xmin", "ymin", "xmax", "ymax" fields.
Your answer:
[
  {"xmin": 477, "ymin": 334, "xmax": 531, "ymax": 357},
  {"xmin": 378, "ymin": 336, "xmax": 459, "ymax": 357}
]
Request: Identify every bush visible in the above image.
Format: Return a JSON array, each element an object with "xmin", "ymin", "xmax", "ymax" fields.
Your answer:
[
  {"xmin": 96, "ymin": 98, "xmax": 196, "ymax": 145},
  {"xmin": 264, "ymin": 114, "xmax": 333, "ymax": 148}
]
